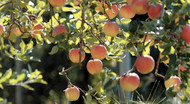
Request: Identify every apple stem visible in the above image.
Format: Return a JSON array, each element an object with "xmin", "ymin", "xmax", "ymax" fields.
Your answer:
[{"xmin": 128, "ymin": 59, "xmax": 137, "ymax": 73}]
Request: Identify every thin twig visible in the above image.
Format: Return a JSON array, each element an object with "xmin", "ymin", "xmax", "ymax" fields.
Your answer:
[
  {"xmin": 0, "ymin": 1, "xmax": 12, "ymax": 8},
  {"xmin": 112, "ymin": 2, "xmax": 127, "ymax": 5},
  {"xmin": 159, "ymin": 0, "xmax": 166, "ymax": 20},
  {"xmin": 63, "ymin": 63, "xmax": 80, "ymax": 72},
  {"xmin": 155, "ymin": 52, "xmax": 165, "ymax": 79},
  {"xmin": 63, "ymin": 72, "xmax": 72, "ymax": 85},
  {"xmin": 102, "ymin": 1, "xmax": 111, "ymax": 22},
  {"xmin": 79, "ymin": 8, "xmax": 85, "ymax": 69}
]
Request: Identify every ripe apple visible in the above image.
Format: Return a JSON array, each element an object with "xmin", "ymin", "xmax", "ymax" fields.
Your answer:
[
  {"xmin": 120, "ymin": 4, "xmax": 135, "ymax": 19},
  {"xmin": 148, "ymin": 3, "xmax": 162, "ymax": 19},
  {"xmin": 10, "ymin": 26, "xmax": 23, "ymax": 37},
  {"xmin": 73, "ymin": 0, "xmax": 83, "ymax": 5},
  {"xmin": 69, "ymin": 48, "xmax": 85, "ymax": 63},
  {"xmin": 0, "ymin": 24, "xmax": 5, "ymax": 36},
  {"xmin": 136, "ymin": 55, "xmax": 155, "ymax": 74},
  {"xmin": 65, "ymin": 86, "xmax": 80, "ymax": 101},
  {"xmin": 180, "ymin": 24, "xmax": 190, "ymax": 46},
  {"xmin": 127, "ymin": 0, "xmax": 133, "ymax": 4},
  {"xmin": 103, "ymin": 22, "xmax": 119, "ymax": 37},
  {"xmin": 52, "ymin": 25, "xmax": 67, "ymax": 37},
  {"xmin": 48, "ymin": 0, "xmax": 66, "ymax": 7},
  {"xmin": 91, "ymin": 45, "xmax": 107, "ymax": 60},
  {"xmin": 165, "ymin": 76, "xmax": 182, "ymax": 92},
  {"xmin": 131, "ymin": 0, "xmax": 149, "ymax": 15},
  {"xmin": 32, "ymin": 23, "xmax": 43, "ymax": 37},
  {"xmin": 87, "ymin": 59, "xmax": 103, "ymax": 75},
  {"xmin": 120, "ymin": 73, "xmax": 140, "ymax": 91},
  {"xmin": 105, "ymin": 4, "xmax": 118, "ymax": 19}
]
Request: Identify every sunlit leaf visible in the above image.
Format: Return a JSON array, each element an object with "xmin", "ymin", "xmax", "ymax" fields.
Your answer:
[{"xmin": 49, "ymin": 45, "xmax": 59, "ymax": 55}]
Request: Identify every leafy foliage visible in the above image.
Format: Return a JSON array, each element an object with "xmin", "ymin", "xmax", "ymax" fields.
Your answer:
[{"xmin": 0, "ymin": 0, "xmax": 190, "ymax": 103}]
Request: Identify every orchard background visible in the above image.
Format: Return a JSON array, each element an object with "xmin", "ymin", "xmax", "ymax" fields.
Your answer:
[{"xmin": 0, "ymin": 0, "xmax": 190, "ymax": 104}]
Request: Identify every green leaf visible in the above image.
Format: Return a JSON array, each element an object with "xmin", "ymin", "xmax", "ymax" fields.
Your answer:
[
  {"xmin": 29, "ymin": 70, "xmax": 41, "ymax": 80},
  {"xmin": 141, "ymin": 20, "xmax": 158, "ymax": 32},
  {"xmin": 16, "ymin": 73, "xmax": 26, "ymax": 82},
  {"xmin": 0, "ymin": 84, "xmax": 3, "ymax": 89},
  {"xmin": 19, "ymin": 40, "xmax": 26, "ymax": 55},
  {"xmin": 49, "ymin": 45, "xmax": 59, "ymax": 55},
  {"xmin": 0, "ymin": 69, "xmax": 12, "ymax": 83},
  {"xmin": 120, "ymin": 18, "xmax": 131, "ymax": 25},
  {"xmin": 21, "ymin": 85, "xmax": 34, "ymax": 91}
]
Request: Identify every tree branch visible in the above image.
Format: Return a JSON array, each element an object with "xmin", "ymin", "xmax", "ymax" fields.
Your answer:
[{"xmin": 0, "ymin": 1, "xmax": 12, "ymax": 8}]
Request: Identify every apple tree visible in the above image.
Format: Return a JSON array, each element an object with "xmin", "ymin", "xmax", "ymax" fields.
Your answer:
[{"xmin": 0, "ymin": 0, "xmax": 190, "ymax": 103}]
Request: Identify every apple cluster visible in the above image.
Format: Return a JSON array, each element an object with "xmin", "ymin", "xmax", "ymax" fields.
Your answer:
[
  {"xmin": 120, "ymin": 54, "xmax": 182, "ymax": 93},
  {"xmin": 44, "ymin": 0, "xmax": 189, "ymax": 101},
  {"xmin": 67, "ymin": 45, "xmax": 107, "ymax": 101}
]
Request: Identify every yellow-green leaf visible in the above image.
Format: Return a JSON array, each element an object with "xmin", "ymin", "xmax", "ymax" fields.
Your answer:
[{"xmin": 49, "ymin": 45, "xmax": 59, "ymax": 55}]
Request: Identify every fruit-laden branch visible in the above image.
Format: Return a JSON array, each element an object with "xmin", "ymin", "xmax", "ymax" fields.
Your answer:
[
  {"xmin": 62, "ymin": 72, "xmax": 72, "ymax": 86},
  {"xmin": 79, "ymin": 8, "xmax": 85, "ymax": 69},
  {"xmin": 102, "ymin": 1, "xmax": 111, "ymax": 22},
  {"xmin": 62, "ymin": 63, "xmax": 80, "ymax": 73},
  {"xmin": 128, "ymin": 60, "xmax": 137, "ymax": 73},
  {"xmin": 154, "ymin": 0, "xmax": 166, "ymax": 79},
  {"xmin": 0, "ymin": 0, "xmax": 12, "ymax": 8}
]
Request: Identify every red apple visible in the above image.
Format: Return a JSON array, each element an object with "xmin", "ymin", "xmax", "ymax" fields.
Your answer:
[
  {"xmin": 136, "ymin": 55, "xmax": 155, "ymax": 74},
  {"xmin": 148, "ymin": 3, "xmax": 162, "ymax": 19},
  {"xmin": 48, "ymin": 0, "xmax": 66, "ymax": 7},
  {"xmin": 127, "ymin": 0, "xmax": 133, "ymax": 5},
  {"xmin": 120, "ymin": 73, "xmax": 140, "ymax": 91},
  {"xmin": 87, "ymin": 59, "xmax": 103, "ymax": 75},
  {"xmin": 131, "ymin": 0, "xmax": 149, "ymax": 15},
  {"xmin": 0, "ymin": 24, "xmax": 5, "ymax": 36},
  {"xmin": 105, "ymin": 4, "xmax": 118, "ymax": 19},
  {"xmin": 165, "ymin": 76, "xmax": 182, "ymax": 92},
  {"xmin": 120, "ymin": 4, "xmax": 135, "ymax": 19},
  {"xmin": 52, "ymin": 25, "xmax": 67, "ymax": 37},
  {"xmin": 180, "ymin": 24, "xmax": 190, "ymax": 46},
  {"xmin": 103, "ymin": 22, "xmax": 119, "ymax": 37},
  {"xmin": 69, "ymin": 48, "xmax": 85, "ymax": 63},
  {"xmin": 91, "ymin": 45, "xmax": 107, "ymax": 60},
  {"xmin": 65, "ymin": 86, "xmax": 80, "ymax": 101}
]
